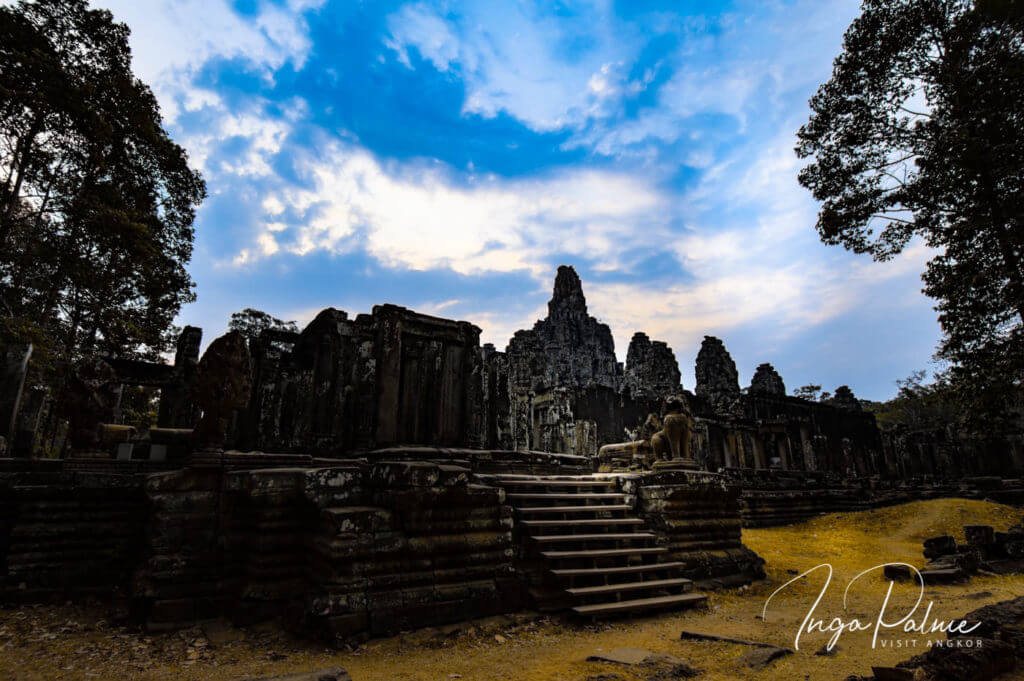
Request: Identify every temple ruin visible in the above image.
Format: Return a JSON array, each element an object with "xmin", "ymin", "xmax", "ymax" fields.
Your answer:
[{"xmin": 1, "ymin": 265, "xmax": 1022, "ymax": 645}]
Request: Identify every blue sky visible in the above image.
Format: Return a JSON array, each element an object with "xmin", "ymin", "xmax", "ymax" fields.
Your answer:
[{"xmin": 98, "ymin": 0, "xmax": 941, "ymax": 400}]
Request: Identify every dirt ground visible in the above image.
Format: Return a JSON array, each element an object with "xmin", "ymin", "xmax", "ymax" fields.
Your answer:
[{"xmin": 2, "ymin": 498, "xmax": 1023, "ymax": 681}]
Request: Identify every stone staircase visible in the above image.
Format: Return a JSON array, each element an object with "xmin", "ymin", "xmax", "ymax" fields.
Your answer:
[{"xmin": 486, "ymin": 474, "xmax": 707, "ymax": 618}]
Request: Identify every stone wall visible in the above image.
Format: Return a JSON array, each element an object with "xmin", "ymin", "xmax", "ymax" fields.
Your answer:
[
  {"xmin": 303, "ymin": 461, "xmax": 515, "ymax": 643},
  {"xmin": 728, "ymin": 468, "xmax": 1024, "ymax": 527},
  {"xmin": 5, "ymin": 264, "xmax": 1021, "ymax": 485},
  {"xmin": 689, "ymin": 390, "xmax": 885, "ymax": 475},
  {"xmin": 129, "ymin": 459, "xmax": 518, "ymax": 642},
  {"xmin": 623, "ymin": 470, "xmax": 765, "ymax": 586},
  {"xmin": 0, "ymin": 463, "xmax": 147, "ymax": 602},
  {"xmin": 2, "ymin": 453, "xmax": 567, "ymax": 644},
  {"xmin": 234, "ymin": 305, "xmax": 487, "ymax": 455},
  {"xmin": 883, "ymin": 426, "xmax": 1024, "ymax": 479}
]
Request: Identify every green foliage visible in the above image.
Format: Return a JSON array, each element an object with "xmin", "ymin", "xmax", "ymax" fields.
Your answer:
[
  {"xmin": 797, "ymin": 0, "xmax": 1024, "ymax": 424},
  {"xmin": 118, "ymin": 384, "xmax": 158, "ymax": 431},
  {"xmin": 864, "ymin": 369, "xmax": 959, "ymax": 430},
  {"xmin": 228, "ymin": 308, "xmax": 299, "ymax": 341},
  {"xmin": 793, "ymin": 384, "xmax": 823, "ymax": 401},
  {"xmin": 0, "ymin": 0, "xmax": 205, "ymax": 389}
]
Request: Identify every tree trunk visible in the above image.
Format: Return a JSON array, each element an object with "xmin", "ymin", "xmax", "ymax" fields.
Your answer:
[{"xmin": 0, "ymin": 116, "xmax": 44, "ymax": 246}]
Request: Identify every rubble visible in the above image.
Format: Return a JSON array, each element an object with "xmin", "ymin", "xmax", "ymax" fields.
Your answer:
[
  {"xmin": 890, "ymin": 596, "xmax": 1024, "ymax": 681},
  {"xmin": 586, "ymin": 648, "xmax": 702, "ymax": 680}
]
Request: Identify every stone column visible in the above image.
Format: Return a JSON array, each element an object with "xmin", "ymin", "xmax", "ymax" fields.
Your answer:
[
  {"xmin": 189, "ymin": 331, "xmax": 253, "ymax": 455},
  {"xmin": 0, "ymin": 343, "xmax": 32, "ymax": 451},
  {"xmin": 373, "ymin": 306, "xmax": 403, "ymax": 447}
]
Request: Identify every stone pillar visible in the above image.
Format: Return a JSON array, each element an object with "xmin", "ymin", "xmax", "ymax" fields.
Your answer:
[
  {"xmin": 189, "ymin": 331, "xmax": 253, "ymax": 454},
  {"xmin": 0, "ymin": 343, "xmax": 32, "ymax": 451},
  {"xmin": 158, "ymin": 326, "xmax": 202, "ymax": 427},
  {"xmin": 374, "ymin": 306, "xmax": 403, "ymax": 447}
]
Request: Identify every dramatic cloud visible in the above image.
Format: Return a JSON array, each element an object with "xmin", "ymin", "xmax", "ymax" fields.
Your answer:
[
  {"xmin": 384, "ymin": 0, "xmax": 642, "ymax": 131},
  {"xmin": 92, "ymin": 0, "xmax": 942, "ymax": 398},
  {"xmin": 97, "ymin": 0, "xmax": 324, "ymax": 120},
  {"xmin": 234, "ymin": 141, "xmax": 671, "ymax": 275}
]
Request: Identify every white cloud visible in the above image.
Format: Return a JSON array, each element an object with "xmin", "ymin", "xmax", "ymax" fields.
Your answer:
[
  {"xmin": 384, "ymin": 1, "xmax": 641, "ymax": 131},
  {"xmin": 98, "ymin": 0, "xmax": 323, "ymax": 121},
  {"xmin": 226, "ymin": 119, "xmax": 935, "ymax": 370},
  {"xmin": 176, "ymin": 103, "xmax": 295, "ymax": 178},
  {"xmin": 239, "ymin": 140, "xmax": 671, "ymax": 275},
  {"xmin": 575, "ymin": 122, "xmax": 937, "ymax": 368},
  {"xmin": 569, "ymin": 0, "xmax": 860, "ymax": 157}
]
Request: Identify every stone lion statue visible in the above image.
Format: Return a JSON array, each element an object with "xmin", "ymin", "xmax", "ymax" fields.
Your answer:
[{"xmin": 650, "ymin": 394, "xmax": 694, "ymax": 463}]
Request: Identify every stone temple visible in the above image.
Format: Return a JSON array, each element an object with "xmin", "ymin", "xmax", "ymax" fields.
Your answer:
[
  {"xmin": 0, "ymin": 265, "xmax": 1021, "ymax": 645},
  {"xmin": 221, "ymin": 264, "xmax": 885, "ymax": 473}
]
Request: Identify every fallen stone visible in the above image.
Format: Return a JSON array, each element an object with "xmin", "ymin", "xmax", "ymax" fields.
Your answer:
[
  {"xmin": 906, "ymin": 641, "xmax": 1015, "ymax": 681},
  {"xmin": 736, "ymin": 646, "xmax": 791, "ymax": 669},
  {"xmin": 889, "ymin": 596, "xmax": 1024, "ymax": 681},
  {"xmin": 920, "ymin": 568, "xmax": 966, "ymax": 584},
  {"xmin": 884, "ymin": 564, "xmax": 914, "ymax": 582},
  {"xmin": 678, "ymin": 630, "xmax": 789, "ymax": 650},
  {"xmin": 433, "ymin": 624, "xmax": 463, "ymax": 639},
  {"xmin": 923, "ymin": 535, "xmax": 957, "ymax": 559},
  {"xmin": 201, "ymin": 619, "xmax": 244, "ymax": 647},
  {"xmin": 964, "ymin": 525, "xmax": 995, "ymax": 547},
  {"xmin": 587, "ymin": 648, "xmax": 655, "ymax": 666},
  {"xmin": 870, "ymin": 667, "xmax": 917, "ymax": 681},
  {"xmin": 637, "ymin": 653, "xmax": 701, "ymax": 679},
  {"xmin": 985, "ymin": 558, "xmax": 1024, "ymax": 575},
  {"xmin": 243, "ymin": 668, "xmax": 351, "ymax": 681},
  {"xmin": 815, "ymin": 643, "xmax": 840, "ymax": 656}
]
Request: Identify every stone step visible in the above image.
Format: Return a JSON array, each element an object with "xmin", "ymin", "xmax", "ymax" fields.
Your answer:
[
  {"xmin": 516, "ymin": 504, "xmax": 632, "ymax": 514},
  {"xmin": 506, "ymin": 493, "xmax": 626, "ymax": 502},
  {"xmin": 541, "ymin": 547, "xmax": 667, "ymax": 561},
  {"xmin": 521, "ymin": 518, "xmax": 644, "ymax": 529},
  {"xmin": 571, "ymin": 592, "xmax": 707, "ymax": 617},
  {"xmin": 566, "ymin": 577, "xmax": 693, "ymax": 597},
  {"xmin": 492, "ymin": 475, "xmax": 613, "ymax": 481},
  {"xmin": 531, "ymin": 533, "xmax": 656, "ymax": 544},
  {"xmin": 550, "ymin": 561, "xmax": 685, "ymax": 579},
  {"xmin": 497, "ymin": 479, "xmax": 616, "ymax": 488}
]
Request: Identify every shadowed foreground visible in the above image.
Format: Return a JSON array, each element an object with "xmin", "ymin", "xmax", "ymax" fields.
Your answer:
[{"xmin": 1, "ymin": 498, "xmax": 1021, "ymax": 681}]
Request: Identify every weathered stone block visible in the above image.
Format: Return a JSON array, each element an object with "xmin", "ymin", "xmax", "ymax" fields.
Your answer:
[
  {"xmin": 923, "ymin": 535, "xmax": 957, "ymax": 559},
  {"xmin": 964, "ymin": 525, "xmax": 995, "ymax": 547},
  {"xmin": 320, "ymin": 507, "xmax": 393, "ymax": 534}
]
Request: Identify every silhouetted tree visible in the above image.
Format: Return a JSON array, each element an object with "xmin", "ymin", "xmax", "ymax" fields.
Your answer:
[
  {"xmin": 797, "ymin": 0, "xmax": 1024, "ymax": 424},
  {"xmin": 228, "ymin": 308, "xmax": 299, "ymax": 341},
  {"xmin": 867, "ymin": 369, "xmax": 959, "ymax": 430},
  {"xmin": 793, "ymin": 384, "xmax": 823, "ymax": 401},
  {"xmin": 0, "ymin": 0, "xmax": 205, "ymax": 384}
]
